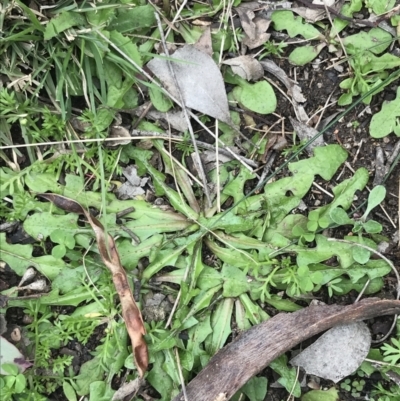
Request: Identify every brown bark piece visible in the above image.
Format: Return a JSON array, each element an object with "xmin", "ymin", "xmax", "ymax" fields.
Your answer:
[{"xmin": 172, "ymin": 299, "xmax": 400, "ymax": 401}]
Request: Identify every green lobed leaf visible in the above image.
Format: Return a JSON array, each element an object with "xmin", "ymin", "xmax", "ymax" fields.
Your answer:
[
  {"xmin": 370, "ymin": 87, "xmax": 400, "ymax": 138},
  {"xmin": 206, "ymin": 298, "xmax": 234, "ymax": 355},
  {"xmin": 343, "ymin": 28, "xmax": 393, "ymax": 55},
  {"xmin": 271, "ymin": 11, "xmax": 322, "ymax": 40},
  {"xmin": 240, "ymin": 376, "xmax": 268, "ymax": 401},
  {"xmin": 44, "ymin": 11, "xmax": 86, "ymax": 40},
  {"xmin": 221, "ymin": 264, "xmax": 250, "ymax": 297},
  {"xmin": 109, "ymin": 5, "xmax": 156, "ymax": 33}
]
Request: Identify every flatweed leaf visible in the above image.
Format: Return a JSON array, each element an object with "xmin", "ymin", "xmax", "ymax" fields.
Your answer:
[
  {"xmin": 187, "ymin": 315, "xmax": 213, "ymax": 350},
  {"xmin": 149, "ymin": 86, "xmax": 174, "ymax": 112},
  {"xmin": 235, "ymin": 300, "xmax": 252, "ymax": 331},
  {"xmin": 109, "ymin": 5, "xmax": 156, "ymax": 33},
  {"xmin": 331, "ymin": 0, "xmax": 362, "ymax": 34},
  {"xmin": 309, "ymin": 168, "xmax": 369, "ymax": 229},
  {"xmin": 232, "ymin": 81, "xmax": 277, "ymax": 114},
  {"xmin": 270, "ymin": 355, "xmax": 301, "ymax": 397},
  {"xmin": 333, "ymin": 277, "xmax": 384, "ymax": 295},
  {"xmin": 37, "ymin": 288, "xmax": 95, "ymax": 307},
  {"xmin": 297, "ymin": 235, "xmax": 355, "ymax": 269},
  {"xmin": 206, "ymin": 298, "xmax": 234, "ymax": 355},
  {"xmin": 363, "ymin": 185, "xmax": 386, "ymax": 219},
  {"xmin": 271, "ymin": 11, "xmax": 322, "ymax": 39},
  {"xmin": 147, "ymin": 352, "xmax": 174, "ymax": 401},
  {"xmin": 367, "ymin": 0, "xmax": 396, "ymax": 15},
  {"xmin": 264, "ymin": 295, "xmax": 302, "ymax": 312},
  {"xmin": 343, "ymin": 28, "xmax": 392, "ymax": 55},
  {"xmin": 0, "ymin": 234, "xmax": 66, "ymax": 279},
  {"xmin": 179, "ymin": 349, "xmax": 195, "ymax": 371},
  {"xmin": 239, "ymin": 293, "xmax": 270, "ymax": 325},
  {"xmin": 370, "ymin": 87, "xmax": 400, "ymax": 138},
  {"xmin": 301, "ymin": 387, "xmax": 340, "ymax": 401},
  {"xmin": 289, "ymin": 43, "xmax": 325, "ymax": 66},
  {"xmin": 44, "ymin": 11, "xmax": 86, "ymax": 40},
  {"xmin": 24, "ymin": 212, "xmax": 79, "ymax": 241},
  {"xmin": 221, "ymin": 264, "xmax": 250, "ymax": 297},
  {"xmin": 289, "ymin": 145, "xmax": 347, "ymax": 182},
  {"xmin": 109, "ymin": 30, "xmax": 142, "ymax": 67},
  {"xmin": 88, "ymin": 381, "xmax": 115, "ymax": 401},
  {"xmin": 361, "ymin": 52, "xmax": 400, "ymax": 73},
  {"xmin": 63, "ymin": 381, "xmax": 77, "ymax": 401},
  {"xmin": 240, "ymin": 376, "xmax": 268, "ymax": 401},
  {"xmin": 85, "ymin": 7, "xmax": 115, "ymax": 27},
  {"xmin": 74, "ymin": 357, "xmax": 104, "ymax": 396},
  {"xmin": 205, "ymin": 238, "xmax": 260, "ymax": 269}
]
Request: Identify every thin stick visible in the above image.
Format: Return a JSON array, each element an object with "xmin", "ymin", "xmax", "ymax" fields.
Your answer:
[
  {"xmin": 175, "ymin": 348, "xmax": 189, "ymax": 401},
  {"xmin": 312, "ymin": 182, "xmax": 334, "ymax": 198},
  {"xmin": 216, "ymin": 120, "xmax": 221, "ymax": 213}
]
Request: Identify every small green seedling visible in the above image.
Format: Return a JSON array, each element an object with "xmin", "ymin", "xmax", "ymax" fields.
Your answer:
[
  {"xmin": 330, "ymin": 185, "xmax": 386, "ymax": 264},
  {"xmin": 50, "ymin": 229, "xmax": 76, "ymax": 259},
  {"xmin": 258, "ymin": 40, "xmax": 287, "ymax": 59},
  {"xmin": 381, "ymin": 337, "xmax": 400, "ymax": 365}
]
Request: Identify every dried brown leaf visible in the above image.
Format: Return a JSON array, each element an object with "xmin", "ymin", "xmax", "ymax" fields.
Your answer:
[
  {"xmin": 223, "ymin": 56, "xmax": 264, "ymax": 81},
  {"xmin": 236, "ymin": 8, "xmax": 271, "ymax": 49},
  {"xmin": 37, "ymin": 193, "xmax": 148, "ymax": 377}
]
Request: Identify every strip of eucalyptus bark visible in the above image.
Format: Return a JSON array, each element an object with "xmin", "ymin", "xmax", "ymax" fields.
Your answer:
[{"xmin": 172, "ymin": 298, "xmax": 400, "ymax": 401}]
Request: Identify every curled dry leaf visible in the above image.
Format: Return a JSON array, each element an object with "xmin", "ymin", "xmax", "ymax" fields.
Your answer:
[
  {"xmin": 292, "ymin": 0, "xmax": 336, "ymax": 23},
  {"xmin": 37, "ymin": 193, "xmax": 148, "ymax": 378},
  {"xmin": 107, "ymin": 125, "xmax": 132, "ymax": 147},
  {"xmin": 223, "ymin": 56, "xmax": 264, "ymax": 81},
  {"xmin": 171, "ymin": 298, "xmax": 400, "ymax": 401},
  {"xmin": 236, "ymin": 7, "xmax": 271, "ymax": 49}
]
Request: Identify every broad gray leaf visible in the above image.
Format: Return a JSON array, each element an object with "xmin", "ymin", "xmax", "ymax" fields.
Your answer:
[
  {"xmin": 147, "ymin": 45, "xmax": 231, "ymax": 124},
  {"xmin": 290, "ymin": 322, "xmax": 371, "ymax": 383}
]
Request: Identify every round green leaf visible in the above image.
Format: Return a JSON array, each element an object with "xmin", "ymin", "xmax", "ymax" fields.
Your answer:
[
  {"xmin": 14, "ymin": 374, "xmax": 26, "ymax": 393},
  {"xmin": 330, "ymin": 207, "xmax": 353, "ymax": 225},
  {"xmin": 233, "ymin": 81, "xmax": 277, "ymax": 114},
  {"xmin": 288, "ymin": 43, "xmax": 324, "ymax": 66},
  {"xmin": 352, "ymin": 246, "xmax": 370, "ymax": 264},
  {"xmin": 362, "ymin": 220, "xmax": 382, "ymax": 234}
]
